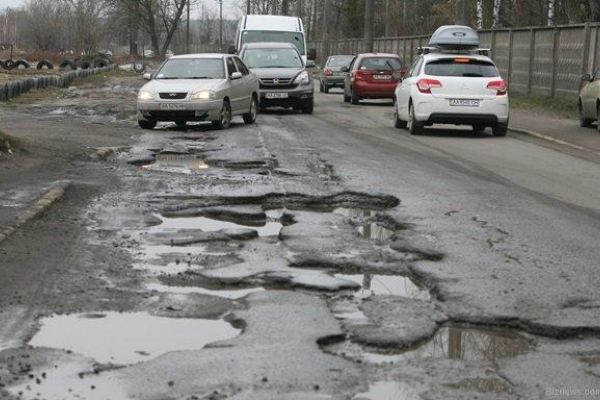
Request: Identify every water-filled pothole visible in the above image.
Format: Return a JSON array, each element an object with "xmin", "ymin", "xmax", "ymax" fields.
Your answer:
[
  {"xmin": 147, "ymin": 282, "xmax": 264, "ymax": 299},
  {"xmin": 335, "ymin": 274, "xmax": 430, "ymax": 301},
  {"xmin": 325, "ymin": 325, "xmax": 531, "ymax": 365},
  {"xmin": 29, "ymin": 312, "xmax": 241, "ymax": 365},
  {"xmin": 335, "ymin": 208, "xmax": 395, "ymax": 240},
  {"xmin": 141, "ymin": 154, "xmax": 210, "ymax": 174},
  {"xmin": 156, "ymin": 210, "xmax": 283, "ymax": 237}
]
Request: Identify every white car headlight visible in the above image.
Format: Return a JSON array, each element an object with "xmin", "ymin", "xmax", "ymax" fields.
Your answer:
[
  {"xmin": 294, "ymin": 71, "xmax": 310, "ymax": 85},
  {"xmin": 191, "ymin": 90, "xmax": 216, "ymax": 100},
  {"xmin": 138, "ymin": 90, "xmax": 154, "ymax": 100}
]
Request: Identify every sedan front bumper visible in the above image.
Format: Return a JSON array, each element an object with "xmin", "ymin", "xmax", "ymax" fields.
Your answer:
[{"xmin": 137, "ymin": 99, "xmax": 223, "ymax": 121}]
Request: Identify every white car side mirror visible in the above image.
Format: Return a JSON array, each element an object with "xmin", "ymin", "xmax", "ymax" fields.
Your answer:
[
  {"xmin": 231, "ymin": 72, "xmax": 243, "ymax": 80},
  {"xmin": 143, "ymin": 73, "xmax": 152, "ymax": 80}
]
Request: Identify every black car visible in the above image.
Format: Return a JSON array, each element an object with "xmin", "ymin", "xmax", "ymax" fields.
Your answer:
[{"xmin": 239, "ymin": 42, "xmax": 314, "ymax": 114}]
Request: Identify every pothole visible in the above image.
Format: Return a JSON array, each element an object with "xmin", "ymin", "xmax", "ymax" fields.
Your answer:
[
  {"xmin": 29, "ymin": 312, "xmax": 241, "ymax": 365},
  {"xmin": 354, "ymin": 381, "xmax": 421, "ymax": 400},
  {"xmin": 141, "ymin": 154, "xmax": 210, "ymax": 174},
  {"xmin": 334, "ymin": 274, "xmax": 430, "ymax": 300},
  {"xmin": 335, "ymin": 208, "xmax": 395, "ymax": 240},
  {"xmin": 324, "ymin": 325, "xmax": 531, "ymax": 365},
  {"xmin": 147, "ymin": 282, "xmax": 264, "ymax": 300}
]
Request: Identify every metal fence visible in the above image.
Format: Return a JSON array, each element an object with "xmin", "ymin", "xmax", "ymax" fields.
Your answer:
[{"xmin": 309, "ymin": 23, "xmax": 600, "ymax": 99}]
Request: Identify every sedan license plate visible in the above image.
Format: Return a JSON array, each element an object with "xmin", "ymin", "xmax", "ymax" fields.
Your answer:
[
  {"xmin": 266, "ymin": 93, "xmax": 288, "ymax": 99},
  {"xmin": 160, "ymin": 103, "xmax": 185, "ymax": 110},
  {"xmin": 449, "ymin": 99, "xmax": 480, "ymax": 107},
  {"xmin": 373, "ymin": 74, "xmax": 392, "ymax": 80}
]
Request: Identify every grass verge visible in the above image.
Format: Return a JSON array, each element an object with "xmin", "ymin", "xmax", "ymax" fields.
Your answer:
[
  {"xmin": 0, "ymin": 129, "xmax": 21, "ymax": 152},
  {"xmin": 510, "ymin": 93, "xmax": 579, "ymax": 119}
]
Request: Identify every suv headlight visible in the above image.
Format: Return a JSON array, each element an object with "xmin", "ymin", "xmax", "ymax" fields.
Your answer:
[
  {"xmin": 191, "ymin": 90, "xmax": 216, "ymax": 100},
  {"xmin": 138, "ymin": 90, "xmax": 154, "ymax": 100},
  {"xmin": 294, "ymin": 71, "xmax": 310, "ymax": 85}
]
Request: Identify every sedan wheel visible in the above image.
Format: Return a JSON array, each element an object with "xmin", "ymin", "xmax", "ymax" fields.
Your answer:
[
  {"xmin": 212, "ymin": 100, "xmax": 232, "ymax": 130},
  {"xmin": 243, "ymin": 96, "xmax": 258, "ymax": 124}
]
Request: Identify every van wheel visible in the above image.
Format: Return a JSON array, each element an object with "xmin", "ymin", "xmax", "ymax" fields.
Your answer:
[
  {"xmin": 138, "ymin": 119, "xmax": 157, "ymax": 129},
  {"xmin": 407, "ymin": 103, "xmax": 423, "ymax": 135},
  {"xmin": 212, "ymin": 100, "xmax": 232, "ymax": 129},
  {"xmin": 580, "ymin": 101, "xmax": 593, "ymax": 127}
]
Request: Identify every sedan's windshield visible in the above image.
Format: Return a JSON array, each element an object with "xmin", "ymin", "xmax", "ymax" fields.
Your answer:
[
  {"xmin": 242, "ymin": 48, "xmax": 303, "ymax": 69},
  {"xmin": 241, "ymin": 31, "xmax": 305, "ymax": 54},
  {"xmin": 155, "ymin": 58, "xmax": 224, "ymax": 79},
  {"xmin": 425, "ymin": 58, "xmax": 500, "ymax": 77}
]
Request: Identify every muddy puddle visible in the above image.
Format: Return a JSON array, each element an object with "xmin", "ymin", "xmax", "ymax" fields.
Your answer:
[
  {"xmin": 156, "ymin": 211, "xmax": 283, "ymax": 237},
  {"xmin": 29, "ymin": 312, "xmax": 241, "ymax": 365},
  {"xmin": 325, "ymin": 325, "xmax": 530, "ymax": 365},
  {"xmin": 335, "ymin": 274, "xmax": 430, "ymax": 301},
  {"xmin": 354, "ymin": 381, "xmax": 421, "ymax": 400},
  {"xmin": 335, "ymin": 208, "xmax": 395, "ymax": 240},
  {"xmin": 147, "ymin": 282, "xmax": 264, "ymax": 300},
  {"xmin": 141, "ymin": 154, "xmax": 210, "ymax": 174},
  {"xmin": 133, "ymin": 244, "xmax": 220, "ymax": 275}
]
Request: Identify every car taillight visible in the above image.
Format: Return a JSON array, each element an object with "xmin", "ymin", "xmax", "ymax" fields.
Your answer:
[
  {"xmin": 324, "ymin": 68, "xmax": 333, "ymax": 76},
  {"xmin": 353, "ymin": 70, "xmax": 367, "ymax": 80},
  {"xmin": 417, "ymin": 79, "xmax": 442, "ymax": 94},
  {"xmin": 487, "ymin": 80, "xmax": 507, "ymax": 95}
]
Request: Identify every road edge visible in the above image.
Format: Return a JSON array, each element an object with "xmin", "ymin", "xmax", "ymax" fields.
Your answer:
[
  {"xmin": 0, "ymin": 180, "xmax": 71, "ymax": 244},
  {"xmin": 510, "ymin": 127, "xmax": 600, "ymax": 157}
]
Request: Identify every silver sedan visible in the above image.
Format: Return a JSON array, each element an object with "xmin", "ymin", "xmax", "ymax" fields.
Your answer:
[{"xmin": 137, "ymin": 54, "xmax": 260, "ymax": 130}]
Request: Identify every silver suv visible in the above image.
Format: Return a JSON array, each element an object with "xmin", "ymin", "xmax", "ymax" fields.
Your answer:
[{"xmin": 239, "ymin": 42, "xmax": 314, "ymax": 114}]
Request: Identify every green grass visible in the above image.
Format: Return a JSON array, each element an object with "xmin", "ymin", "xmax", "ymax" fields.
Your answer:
[
  {"xmin": 510, "ymin": 93, "xmax": 579, "ymax": 119},
  {"xmin": 0, "ymin": 129, "xmax": 20, "ymax": 152}
]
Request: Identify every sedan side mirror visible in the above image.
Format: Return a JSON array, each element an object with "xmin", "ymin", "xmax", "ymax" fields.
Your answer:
[
  {"xmin": 582, "ymin": 73, "xmax": 592, "ymax": 82},
  {"xmin": 305, "ymin": 60, "xmax": 316, "ymax": 68},
  {"xmin": 230, "ymin": 72, "xmax": 243, "ymax": 80},
  {"xmin": 143, "ymin": 72, "xmax": 152, "ymax": 80},
  {"xmin": 340, "ymin": 66, "xmax": 349, "ymax": 73}
]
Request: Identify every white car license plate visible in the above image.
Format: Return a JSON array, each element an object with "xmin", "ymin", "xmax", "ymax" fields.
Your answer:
[
  {"xmin": 373, "ymin": 74, "xmax": 392, "ymax": 80},
  {"xmin": 160, "ymin": 103, "xmax": 185, "ymax": 110},
  {"xmin": 449, "ymin": 99, "xmax": 480, "ymax": 107},
  {"xmin": 266, "ymin": 93, "xmax": 288, "ymax": 99}
]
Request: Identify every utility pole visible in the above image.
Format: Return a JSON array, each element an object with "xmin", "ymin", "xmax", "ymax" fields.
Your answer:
[
  {"xmin": 246, "ymin": 0, "xmax": 251, "ymax": 14},
  {"xmin": 323, "ymin": 0, "xmax": 331, "ymax": 63},
  {"xmin": 186, "ymin": 0, "xmax": 191, "ymax": 53},
  {"xmin": 455, "ymin": 0, "xmax": 470, "ymax": 26},
  {"xmin": 219, "ymin": 0, "xmax": 223, "ymax": 52},
  {"xmin": 364, "ymin": 0, "xmax": 374, "ymax": 52},
  {"xmin": 384, "ymin": 0, "xmax": 391, "ymax": 37}
]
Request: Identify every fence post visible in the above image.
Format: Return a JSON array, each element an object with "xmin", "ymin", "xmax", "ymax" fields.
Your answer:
[
  {"xmin": 582, "ymin": 23, "xmax": 592, "ymax": 77},
  {"xmin": 550, "ymin": 27, "xmax": 560, "ymax": 97},
  {"xmin": 528, "ymin": 28, "xmax": 535, "ymax": 95},
  {"xmin": 507, "ymin": 29, "xmax": 514, "ymax": 88}
]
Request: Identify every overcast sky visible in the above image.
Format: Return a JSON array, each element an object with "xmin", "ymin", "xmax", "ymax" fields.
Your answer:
[{"xmin": 0, "ymin": 0, "xmax": 241, "ymax": 18}]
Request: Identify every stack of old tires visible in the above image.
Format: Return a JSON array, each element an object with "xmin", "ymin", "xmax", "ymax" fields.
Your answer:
[{"xmin": 0, "ymin": 59, "xmax": 30, "ymax": 70}]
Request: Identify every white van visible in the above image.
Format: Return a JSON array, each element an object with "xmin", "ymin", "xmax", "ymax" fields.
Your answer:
[{"xmin": 231, "ymin": 15, "xmax": 316, "ymax": 64}]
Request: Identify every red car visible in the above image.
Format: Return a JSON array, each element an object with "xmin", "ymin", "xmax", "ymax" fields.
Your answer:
[{"xmin": 342, "ymin": 53, "xmax": 404, "ymax": 105}]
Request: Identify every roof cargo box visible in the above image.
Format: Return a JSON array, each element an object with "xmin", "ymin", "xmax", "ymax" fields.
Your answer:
[{"xmin": 429, "ymin": 25, "xmax": 480, "ymax": 48}]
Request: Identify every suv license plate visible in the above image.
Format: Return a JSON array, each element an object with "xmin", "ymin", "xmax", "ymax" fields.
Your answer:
[
  {"xmin": 160, "ymin": 103, "xmax": 185, "ymax": 110},
  {"xmin": 449, "ymin": 99, "xmax": 480, "ymax": 107},
  {"xmin": 266, "ymin": 93, "xmax": 288, "ymax": 99}
]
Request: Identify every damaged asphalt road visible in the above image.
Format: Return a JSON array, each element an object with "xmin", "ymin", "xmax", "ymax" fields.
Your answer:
[{"xmin": 1, "ymin": 73, "xmax": 600, "ymax": 399}]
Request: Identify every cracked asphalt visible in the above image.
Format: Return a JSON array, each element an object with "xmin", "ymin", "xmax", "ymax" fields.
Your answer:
[{"xmin": 1, "ymin": 72, "xmax": 600, "ymax": 400}]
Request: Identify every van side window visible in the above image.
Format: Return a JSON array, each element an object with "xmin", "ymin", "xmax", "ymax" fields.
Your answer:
[{"xmin": 226, "ymin": 57, "xmax": 237, "ymax": 77}]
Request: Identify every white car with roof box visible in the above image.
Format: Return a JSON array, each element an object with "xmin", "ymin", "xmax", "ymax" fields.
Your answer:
[
  {"xmin": 394, "ymin": 25, "xmax": 509, "ymax": 137},
  {"xmin": 136, "ymin": 53, "xmax": 259, "ymax": 130}
]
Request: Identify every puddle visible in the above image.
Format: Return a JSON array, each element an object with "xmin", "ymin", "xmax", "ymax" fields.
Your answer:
[
  {"xmin": 133, "ymin": 244, "xmax": 214, "ymax": 275},
  {"xmin": 335, "ymin": 208, "xmax": 394, "ymax": 240},
  {"xmin": 141, "ymin": 154, "xmax": 210, "ymax": 174},
  {"xmin": 325, "ymin": 325, "xmax": 530, "ymax": 365},
  {"xmin": 156, "ymin": 212, "xmax": 283, "ymax": 237},
  {"xmin": 354, "ymin": 381, "xmax": 421, "ymax": 400},
  {"xmin": 29, "ymin": 312, "xmax": 241, "ymax": 365},
  {"xmin": 335, "ymin": 274, "xmax": 430, "ymax": 301},
  {"xmin": 147, "ymin": 282, "xmax": 265, "ymax": 299}
]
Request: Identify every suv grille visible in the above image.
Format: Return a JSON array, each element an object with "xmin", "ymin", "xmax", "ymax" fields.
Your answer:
[
  {"xmin": 159, "ymin": 93, "xmax": 187, "ymax": 100},
  {"xmin": 259, "ymin": 78, "xmax": 296, "ymax": 89}
]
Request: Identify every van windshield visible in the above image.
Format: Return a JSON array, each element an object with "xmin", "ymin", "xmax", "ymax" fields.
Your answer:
[
  {"xmin": 242, "ymin": 48, "xmax": 303, "ymax": 69},
  {"xmin": 241, "ymin": 31, "xmax": 305, "ymax": 54}
]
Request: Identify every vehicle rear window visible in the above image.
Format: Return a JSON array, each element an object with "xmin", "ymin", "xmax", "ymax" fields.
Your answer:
[
  {"xmin": 358, "ymin": 57, "xmax": 402, "ymax": 71},
  {"xmin": 425, "ymin": 58, "xmax": 499, "ymax": 77},
  {"xmin": 327, "ymin": 56, "xmax": 353, "ymax": 68}
]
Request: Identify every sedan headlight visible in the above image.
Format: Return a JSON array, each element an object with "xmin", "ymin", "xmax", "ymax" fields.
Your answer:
[
  {"xmin": 191, "ymin": 90, "xmax": 216, "ymax": 100},
  {"xmin": 294, "ymin": 71, "xmax": 310, "ymax": 85},
  {"xmin": 138, "ymin": 90, "xmax": 154, "ymax": 100}
]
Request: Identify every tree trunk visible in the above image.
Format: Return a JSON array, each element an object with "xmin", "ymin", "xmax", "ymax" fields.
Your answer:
[
  {"xmin": 492, "ymin": 0, "xmax": 502, "ymax": 27},
  {"xmin": 590, "ymin": 0, "xmax": 600, "ymax": 22},
  {"xmin": 547, "ymin": 0, "xmax": 555, "ymax": 25},
  {"xmin": 476, "ymin": 0, "xmax": 484, "ymax": 29},
  {"xmin": 364, "ymin": 0, "xmax": 374, "ymax": 52},
  {"xmin": 456, "ymin": 0, "xmax": 470, "ymax": 26}
]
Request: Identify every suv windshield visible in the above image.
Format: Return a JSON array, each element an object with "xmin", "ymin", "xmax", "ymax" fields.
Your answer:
[
  {"xmin": 425, "ymin": 58, "xmax": 500, "ymax": 77},
  {"xmin": 241, "ymin": 31, "xmax": 305, "ymax": 54},
  {"xmin": 359, "ymin": 57, "xmax": 402, "ymax": 71},
  {"xmin": 242, "ymin": 48, "xmax": 303, "ymax": 69},
  {"xmin": 155, "ymin": 58, "xmax": 224, "ymax": 79},
  {"xmin": 327, "ymin": 56, "xmax": 353, "ymax": 68}
]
